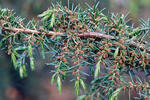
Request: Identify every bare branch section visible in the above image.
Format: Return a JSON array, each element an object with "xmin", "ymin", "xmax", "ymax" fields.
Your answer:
[
  {"xmin": 3, "ymin": 27, "xmax": 150, "ymax": 53},
  {"xmin": 4, "ymin": 27, "xmax": 113, "ymax": 39}
]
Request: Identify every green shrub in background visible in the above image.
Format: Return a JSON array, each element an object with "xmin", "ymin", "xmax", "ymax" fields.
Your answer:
[{"xmin": 129, "ymin": 0, "xmax": 150, "ymax": 16}]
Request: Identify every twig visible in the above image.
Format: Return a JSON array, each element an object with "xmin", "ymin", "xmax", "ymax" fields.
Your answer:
[
  {"xmin": 3, "ymin": 27, "xmax": 113, "ymax": 38},
  {"xmin": 2, "ymin": 27, "xmax": 150, "ymax": 53}
]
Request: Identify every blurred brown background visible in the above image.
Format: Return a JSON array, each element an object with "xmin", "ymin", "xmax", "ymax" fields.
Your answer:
[{"xmin": 0, "ymin": 0, "xmax": 150, "ymax": 100}]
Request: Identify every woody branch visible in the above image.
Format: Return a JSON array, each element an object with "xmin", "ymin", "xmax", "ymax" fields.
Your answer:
[{"xmin": 2, "ymin": 27, "xmax": 150, "ymax": 53}]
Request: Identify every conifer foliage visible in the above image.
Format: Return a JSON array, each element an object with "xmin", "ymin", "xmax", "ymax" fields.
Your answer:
[{"xmin": 0, "ymin": 2, "xmax": 150, "ymax": 100}]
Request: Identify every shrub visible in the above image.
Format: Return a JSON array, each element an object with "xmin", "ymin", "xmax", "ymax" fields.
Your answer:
[{"xmin": 0, "ymin": 2, "xmax": 150, "ymax": 100}]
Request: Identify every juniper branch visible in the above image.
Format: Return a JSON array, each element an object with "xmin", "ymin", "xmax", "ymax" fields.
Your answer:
[{"xmin": 3, "ymin": 27, "xmax": 150, "ymax": 53}]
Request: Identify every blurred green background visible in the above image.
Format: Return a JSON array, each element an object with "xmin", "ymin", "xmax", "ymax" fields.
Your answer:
[{"xmin": 0, "ymin": 0, "xmax": 150, "ymax": 100}]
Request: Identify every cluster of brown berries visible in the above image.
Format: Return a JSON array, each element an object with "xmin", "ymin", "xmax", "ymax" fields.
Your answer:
[
  {"xmin": 96, "ymin": 40, "xmax": 112, "ymax": 59},
  {"xmin": 54, "ymin": 6, "xmax": 88, "ymax": 34}
]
